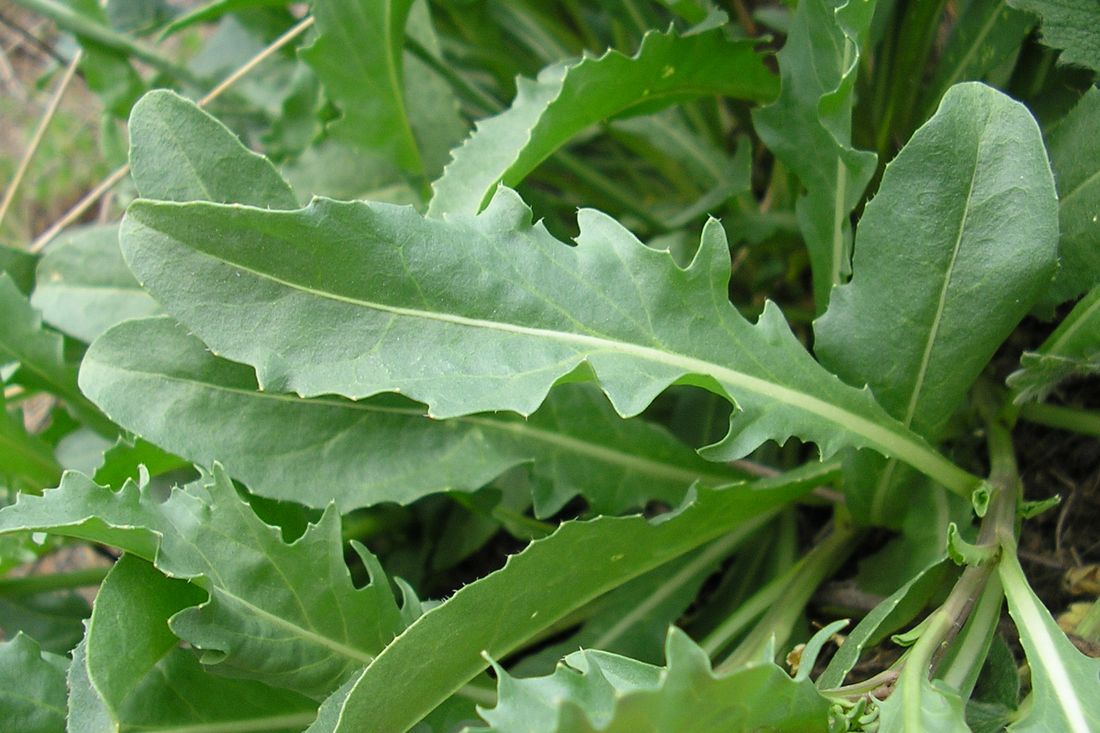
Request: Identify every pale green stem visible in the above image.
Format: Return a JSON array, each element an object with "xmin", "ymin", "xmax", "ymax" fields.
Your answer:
[{"xmin": 1018, "ymin": 402, "xmax": 1100, "ymax": 438}]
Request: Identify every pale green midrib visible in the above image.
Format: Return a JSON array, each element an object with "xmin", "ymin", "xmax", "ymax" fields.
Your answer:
[
  {"xmin": 92, "ymin": 361, "xmax": 735, "ymax": 487},
  {"xmin": 1046, "ymin": 291, "xmax": 1100, "ymax": 354},
  {"xmin": 216, "ymin": 587, "xmax": 374, "ymax": 665},
  {"xmin": 119, "ymin": 711, "xmax": 318, "ymax": 733},
  {"xmin": 901, "ymin": 136, "xmax": 983, "ymax": 429},
  {"xmin": 1001, "ymin": 554, "xmax": 1091, "ymax": 733},
  {"xmin": 591, "ymin": 529, "xmax": 743, "ymax": 649},
  {"xmin": 152, "ymin": 233, "xmax": 974, "ymax": 495}
]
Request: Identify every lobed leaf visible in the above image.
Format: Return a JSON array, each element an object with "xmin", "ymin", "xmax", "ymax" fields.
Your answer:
[
  {"xmin": 306, "ymin": 463, "xmax": 830, "ymax": 732},
  {"xmin": 429, "ymin": 27, "xmax": 776, "ymax": 217},
  {"xmin": 119, "ymin": 187, "xmax": 976, "ymax": 495},
  {"xmin": 0, "ymin": 633, "xmax": 68, "ymax": 733},
  {"xmin": 815, "ymin": 83, "xmax": 1058, "ymax": 523},
  {"xmin": 80, "ymin": 316, "xmax": 740, "ymax": 515},
  {"xmin": 1007, "ymin": 0, "xmax": 1100, "ymax": 73},
  {"xmin": 1008, "ymin": 284, "xmax": 1100, "ymax": 402},
  {"xmin": 469, "ymin": 628, "xmax": 831, "ymax": 733},
  {"xmin": 0, "ymin": 467, "xmax": 406, "ymax": 700},
  {"xmin": 751, "ymin": 0, "xmax": 878, "ymax": 311},
  {"xmin": 69, "ymin": 553, "xmax": 317, "ymax": 732},
  {"xmin": 30, "ymin": 224, "xmax": 159, "ymax": 343}
]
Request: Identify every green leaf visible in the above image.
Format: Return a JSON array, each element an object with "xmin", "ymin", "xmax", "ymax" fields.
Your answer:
[
  {"xmin": 0, "ymin": 633, "xmax": 68, "ymax": 733},
  {"xmin": 69, "ymin": 553, "xmax": 317, "ymax": 732},
  {"xmin": 877, "ymin": 675, "xmax": 971, "ymax": 733},
  {"xmin": 1040, "ymin": 87, "xmax": 1100, "ymax": 309},
  {"xmin": 129, "ymin": 89, "xmax": 298, "ymax": 207},
  {"xmin": 0, "ymin": 244, "xmax": 38, "ymax": 294},
  {"xmin": 1009, "ymin": 285, "xmax": 1100, "ymax": 402},
  {"xmin": 999, "ymin": 548, "xmax": 1100, "ymax": 732},
  {"xmin": 814, "ymin": 82, "xmax": 1058, "ymax": 523},
  {"xmin": 0, "ymin": 392, "xmax": 61, "ymax": 490},
  {"xmin": 817, "ymin": 560, "xmax": 950, "ymax": 689},
  {"xmin": 301, "ymin": 0, "xmax": 426, "ymax": 183},
  {"xmin": 751, "ymin": 0, "xmax": 878, "ymax": 312},
  {"xmin": 29, "ymin": 224, "xmax": 160, "ymax": 343},
  {"xmin": 471, "ymin": 627, "xmax": 832, "ymax": 732},
  {"xmin": 157, "ymin": 0, "xmax": 288, "ymax": 39},
  {"xmin": 66, "ymin": 0, "xmax": 146, "ymax": 117},
  {"xmin": 922, "ymin": 0, "xmax": 1034, "ymax": 118},
  {"xmin": 0, "ymin": 274, "xmax": 111, "ymax": 433},
  {"xmin": 429, "ymin": 27, "xmax": 776, "ymax": 217},
  {"xmin": 0, "ymin": 467, "xmax": 407, "ymax": 700},
  {"xmin": 511, "ymin": 536, "xmax": 737, "ymax": 677},
  {"xmin": 119, "ymin": 189, "xmax": 975, "ymax": 495},
  {"xmin": 91, "ymin": 435, "xmax": 187, "ymax": 489},
  {"xmin": 81, "ymin": 316, "xmax": 738, "ymax": 515},
  {"xmin": 1007, "ymin": 0, "xmax": 1100, "ymax": 73},
  {"xmin": 0, "ymin": 590, "xmax": 88, "ymax": 656},
  {"xmin": 305, "ymin": 463, "xmax": 829, "ymax": 733}
]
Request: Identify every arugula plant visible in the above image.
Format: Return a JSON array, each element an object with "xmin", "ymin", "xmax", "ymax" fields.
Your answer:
[{"xmin": 1, "ymin": 1, "xmax": 1098, "ymax": 731}]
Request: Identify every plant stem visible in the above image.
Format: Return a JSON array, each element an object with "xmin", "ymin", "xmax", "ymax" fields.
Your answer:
[
  {"xmin": 11, "ymin": 0, "xmax": 205, "ymax": 86},
  {"xmin": 0, "ymin": 49, "xmax": 82, "ymax": 233},
  {"xmin": 713, "ymin": 519, "xmax": 860, "ymax": 672},
  {"xmin": 0, "ymin": 566, "xmax": 109, "ymax": 596},
  {"xmin": 1018, "ymin": 402, "xmax": 1100, "ymax": 438}
]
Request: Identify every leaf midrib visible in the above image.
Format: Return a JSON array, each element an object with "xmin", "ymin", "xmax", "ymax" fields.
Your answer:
[
  {"xmin": 173, "ymin": 243, "xmax": 972, "ymax": 494},
  {"xmin": 92, "ymin": 360, "xmax": 735, "ymax": 487}
]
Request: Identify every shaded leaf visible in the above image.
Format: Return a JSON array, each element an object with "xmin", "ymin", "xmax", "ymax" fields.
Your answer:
[
  {"xmin": 305, "ymin": 463, "xmax": 830, "ymax": 733},
  {"xmin": 470, "ymin": 628, "xmax": 831, "ymax": 732},
  {"xmin": 815, "ymin": 83, "xmax": 1058, "ymax": 523},
  {"xmin": 1008, "ymin": 0, "xmax": 1100, "ymax": 73},
  {"xmin": 430, "ymin": 27, "xmax": 776, "ymax": 217},
  {"xmin": 1008, "ymin": 285, "xmax": 1100, "ymax": 402},
  {"xmin": 0, "ymin": 633, "xmax": 68, "ymax": 733},
  {"xmin": 0, "ymin": 392, "xmax": 61, "ymax": 490},
  {"xmin": 0, "ymin": 274, "xmax": 110, "ymax": 433},
  {"xmin": 81, "ymin": 316, "xmax": 740, "ymax": 515},
  {"xmin": 30, "ymin": 224, "xmax": 159, "ymax": 343},
  {"xmin": 119, "ymin": 188, "xmax": 975, "ymax": 495},
  {"xmin": 1040, "ymin": 86, "xmax": 1100, "ymax": 309},
  {"xmin": 0, "ymin": 467, "xmax": 406, "ymax": 700},
  {"xmin": 301, "ymin": 0, "xmax": 427, "ymax": 183},
  {"xmin": 67, "ymin": 553, "xmax": 317, "ymax": 732},
  {"xmin": 0, "ymin": 591, "xmax": 88, "ymax": 655},
  {"xmin": 0, "ymin": 244, "xmax": 37, "ymax": 294},
  {"xmin": 751, "ymin": 0, "xmax": 878, "ymax": 311}
]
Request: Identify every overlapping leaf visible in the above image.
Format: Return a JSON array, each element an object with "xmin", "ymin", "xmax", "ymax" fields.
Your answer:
[
  {"xmin": 751, "ymin": 0, "xmax": 878, "ymax": 311},
  {"xmin": 429, "ymin": 26, "xmax": 776, "ymax": 217},
  {"xmin": 128, "ymin": 89, "xmax": 298, "ymax": 207},
  {"xmin": 1041, "ymin": 86, "xmax": 1100, "ymax": 309},
  {"xmin": 0, "ymin": 467, "xmax": 406, "ymax": 700},
  {"xmin": 0, "ymin": 392, "xmax": 60, "ymax": 490},
  {"xmin": 0, "ymin": 274, "xmax": 110, "ymax": 433},
  {"xmin": 30, "ymin": 224, "xmax": 159, "ymax": 343},
  {"xmin": 815, "ymin": 83, "xmax": 1058, "ymax": 523},
  {"xmin": 1008, "ymin": 285, "xmax": 1100, "ymax": 402},
  {"xmin": 120, "ymin": 187, "xmax": 975, "ymax": 495},
  {"xmin": 1008, "ymin": 0, "xmax": 1100, "ymax": 73},
  {"xmin": 69, "ymin": 553, "xmax": 317, "ymax": 732},
  {"xmin": 306, "ymin": 464, "xmax": 831, "ymax": 733},
  {"xmin": 0, "ymin": 633, "xmax": 68, "ymax": 733},
  {"xmin": 470, "ymin": 628, "xmax": 831, "ymax": 732},
  {"xmin": 81, "ymin": 316, "xmax": 739, "ymax": 515}
]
